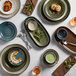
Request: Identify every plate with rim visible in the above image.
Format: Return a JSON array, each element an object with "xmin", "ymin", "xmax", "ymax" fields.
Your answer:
[
  {"xmin": 0, "ymin": 44, "xmax": 30, "ymax": 74},
  {"xmin": 0, "ymin": 0, "xmax": 16, "ymax": 15},
  {"xmin": 43, "ymin": 0, "xmax": 67, "ymax": 21},
  {"xmin": 0, "ymin": 0, "xmax": 20, "ymax": 18},
  {"xmin": 40, "ymin": 0, "xmax": 71, "ymax": 24}
]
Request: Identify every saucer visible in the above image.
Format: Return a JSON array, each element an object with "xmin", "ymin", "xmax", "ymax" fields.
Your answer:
[{"xmin": 0, "ymin": 22, "xmax": 17, "ymax": 41}]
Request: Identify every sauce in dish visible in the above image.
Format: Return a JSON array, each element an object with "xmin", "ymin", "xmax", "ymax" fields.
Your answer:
[{"xmin": 45, "ymin": 53, "xmax": 56, "ymax": 63}]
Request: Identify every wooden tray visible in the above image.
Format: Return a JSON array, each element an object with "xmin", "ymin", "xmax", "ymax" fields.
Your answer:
[
  {"xmin": 54, "ymin": 26, "xmax": 76, "ymax": 55},
  {"xmin": 53, "ymin": 56, "xmax": 76, "ymax": 76},
  {"xmin": 22, "ymin": 0, "xmax": 38, "ymax": 15}
]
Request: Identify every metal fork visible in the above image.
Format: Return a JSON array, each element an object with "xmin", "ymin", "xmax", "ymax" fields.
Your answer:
[{"xmin": 17, "ymin": 30, "xmax": 32, "ymax": 50}]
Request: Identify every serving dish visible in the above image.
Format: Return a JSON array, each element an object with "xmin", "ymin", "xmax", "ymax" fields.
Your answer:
[
  {"xmin": 54, "ymin": 26, "xmax": 76, "ymax": 55},
  {"xmin": 43, "ymin": 0, "xmax": 67, "ymax": 21},
  {"xmin": 24, "ymin": 17, "xmax": 50, "ymax": 47},
  {"xmin": 42, "ymin": 49, "xmax": 59, "ymax": 66},
  {"xmin": 0, "ymin": 21, "xmax": 17, "ymax": 41},
  {"xmin": 22, "ymin": 0, "xmax": 38, "ymax": 16},
  {"xmin": 53, "ymin": 56, "xmax": 76, "ymax": 76},
  {"xmin": 0, "ymin": 44, "xmax": 30, "ymax": 74},
  {"xmin": 0, "ymin": 0, "xmax": 20, "ymax": 18},
  {"xmin": 40, "ymin": 0, "xmax": 71, "ymax": 24}
]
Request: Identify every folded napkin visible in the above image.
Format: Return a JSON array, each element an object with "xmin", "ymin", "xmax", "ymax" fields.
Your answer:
[{"xmin": 65, "ymin": 64, "xmax": 76, "ymax": 76}]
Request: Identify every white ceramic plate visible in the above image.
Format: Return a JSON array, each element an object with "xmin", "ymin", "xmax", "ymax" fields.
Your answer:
[{"xmin": 0, "ymin": 0, "xmax": 16, "ymax": 15}]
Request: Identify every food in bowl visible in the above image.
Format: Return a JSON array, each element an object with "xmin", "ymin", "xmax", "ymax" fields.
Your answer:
[
  {"xmin": 51, "ymin": 3, "xmax": 61, "ymax": 14},
  {"xmin": 42, "ymin": 49, "xmax": 59, "ymax": 66},
  {"xmin": 4, "ymin": 1, "xmax": 12, "ymax": 12},
  {"xmin": 51, "ymin": 3, "xmax": 57, "ymax": 10},
  {"xmin": 45, "ymin": 53, "xmax": 56, "ymax": 63},
  {"xmin": 56, "ymin": 5, "xmax": 61, "ymax": 12},
  {"xmin": 8, "ymin": 48, "xmax": 25, "ymax": 66}
]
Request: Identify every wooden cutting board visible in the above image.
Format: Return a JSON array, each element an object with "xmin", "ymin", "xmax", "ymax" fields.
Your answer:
[
  {"xmin": 53, "ymin": 56, "xmax": 76, "ymax": 76},
  {"xmin": 22, "ymin": 0, "xmax": 38, "ymax": 15}
]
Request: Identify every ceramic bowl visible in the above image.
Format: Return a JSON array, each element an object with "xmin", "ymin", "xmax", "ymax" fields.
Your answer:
[
  {"xmin": 42, "ymin": 49, "xmax": 59, "ymax": 66},
  {"xmin": 0, "ymin": 22, "xmax": 17, "ymax": 41},
  {"xmin": 43, "ymin": 0, "xmax": 67, "ymax": 21},
  {"xmin": 0, "ymin": 44, "xmax": 30, "ymax": 74},
  {"xmin": 57, "ymin": 29, "xmax": 68, "ymax": 40}
]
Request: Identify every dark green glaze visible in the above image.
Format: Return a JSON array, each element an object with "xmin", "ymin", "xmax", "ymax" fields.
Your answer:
[
  {"xmin": 24, "ymin": 17, "xmax": 50, "ymax": 47},
  {"xmin": 40, "ymin": 0, "xmax": 71, "ymax": 24},
  {"xmin": 45, "ymin": 0, "xmax": 65, "ymax": 19}
]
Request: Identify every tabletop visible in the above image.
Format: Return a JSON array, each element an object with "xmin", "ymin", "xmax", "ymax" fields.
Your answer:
[{"xmin": 0, "ymin": 0, "xmax": 76, "ymax": 76}]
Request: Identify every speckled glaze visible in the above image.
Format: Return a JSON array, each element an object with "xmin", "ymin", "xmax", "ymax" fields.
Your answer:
[
  {"xmin": 0, "ymin": 44, "xmax": 30, "ymax": 74},
  {"xmin": 42, "ymin": 49, "xmax": 59, "ymax": 66},
  {"xmin": 40, "ymin": 0, "xmax": 71, "ymax": 24},
  {"xmin": 0, "ymin": 22, "xmax": 17, "ymax": 41},
  {"xmin": 57, "ymin": 29, "xmax": 68, "ymax": 40}
]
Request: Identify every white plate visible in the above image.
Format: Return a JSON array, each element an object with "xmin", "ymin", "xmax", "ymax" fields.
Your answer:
[{"xmin": 0, "ymin": 0, "xmax": 16, "ymax": 15}]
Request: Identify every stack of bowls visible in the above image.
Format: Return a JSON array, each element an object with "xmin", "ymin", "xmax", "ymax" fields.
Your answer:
[{"xmin": 40, "ymin": 0, "xmax": 71, "ymax": 24}]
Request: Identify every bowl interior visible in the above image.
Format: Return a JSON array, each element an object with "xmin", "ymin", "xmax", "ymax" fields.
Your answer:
[
  {"xmin": 44, "ymin": 0, "xmax": 66, "ymax": 20},
  {"xmin": 57, "ymin": 29, "xmax": 68, "ymax": 40},
  {"xmin": 0, "ymin": 22, "xmax": 17, "ymax": 41},
  {"xmin": 43, "ymin": 49, "xmax": 59, "ymax": 66}
]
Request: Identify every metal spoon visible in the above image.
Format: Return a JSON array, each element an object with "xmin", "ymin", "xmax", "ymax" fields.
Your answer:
[{"xmin": 62, "ymin": 40, "xmax": 76, "ymax": 46}]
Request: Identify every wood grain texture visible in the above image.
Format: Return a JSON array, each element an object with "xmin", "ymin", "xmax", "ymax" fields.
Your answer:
[
  {"xmin": 54, "ymin": 26, "xmax": 76, "ymax": 55},
  {"xmin": 22, "ymin": 0, "xmax": 38, "ymax": 15},
  {"xmin": 53, "ymin": 56, "xmax": 76, "ymax": 76}
]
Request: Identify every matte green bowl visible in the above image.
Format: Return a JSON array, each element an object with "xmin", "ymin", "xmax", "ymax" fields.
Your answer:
[{"xmin": 0, "ymin": 44, "xmax": 30, "ymax": 74}]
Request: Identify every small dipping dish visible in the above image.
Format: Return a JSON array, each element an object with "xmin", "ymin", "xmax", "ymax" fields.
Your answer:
[
  {"xmin": 57, "ymin": 29, "xmax": 68, "ymax": 40},
  {"xmin": 42, "ymin": 49, "xmax": 59, "ymax": 66},
  {"xmin": 28, "ymin": 21, "xmax": 38, "ymax": 31}
]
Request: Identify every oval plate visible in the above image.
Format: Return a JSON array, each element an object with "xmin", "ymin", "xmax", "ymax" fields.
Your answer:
[
  {"xmin": 40, "ymin": 0, "xmax": 71, "ymax": 24},
  {"xmin": 24, "ymin": 17, "xmax": 50, "ymax": 47},
  {"xmin": 0, "ymin": 0, "xmax": 20, "ymax": 18},
  {"xmin": 0, "ymin": 44, "xmax": 30, "ymax": 74},
  {"xmin": 54, "ymin": 26, "xmax": 76, "ymax": 55}
]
